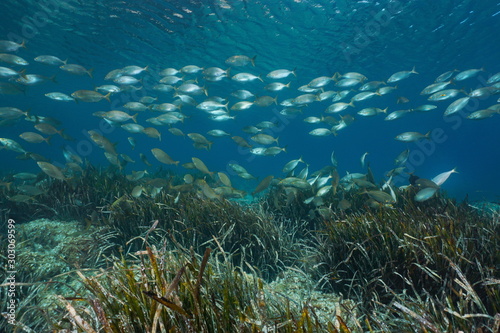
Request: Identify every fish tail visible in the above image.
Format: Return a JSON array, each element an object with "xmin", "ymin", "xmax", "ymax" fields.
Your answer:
[
  {"xmin": 104, "ymin": 92, "xmax": 111, "ymax": 102},
  {"xmin": 250, "ymin": 55, "xmax": 257, "ymax": 67},
  {"xmin": 132, "ymin": 113, "xmax": 138, "ymax": 123},
  {"xmin": 88, "ymin": 68, "xmax": 94, "ymax": 78}
]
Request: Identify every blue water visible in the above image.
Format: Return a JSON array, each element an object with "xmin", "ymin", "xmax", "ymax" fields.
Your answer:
[{"xmin": 1, "ymin": 0, "xmax": 499, "ymax": 201}]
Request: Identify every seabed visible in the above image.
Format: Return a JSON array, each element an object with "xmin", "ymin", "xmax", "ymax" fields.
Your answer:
[{"xmin": 1, "ymin": 166, "xmax": 499, "ymax": 332}]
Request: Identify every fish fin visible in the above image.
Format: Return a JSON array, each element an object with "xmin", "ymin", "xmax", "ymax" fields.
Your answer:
[
  {"xmin": 132, "ymin": 113, "xmax": 138, "ymax": 123},
  {"xmin": 250, "ymin": 55, "xmax": 257, "ymax": 67},
  {"xmin": 412, "ymin": 66, "xmax": 418, "ymax": 74},
  {"xmin": 292, "ymin": 67, "xmax": 297, "ymax": 77},
  {"xmin": 46, "ymin": 136, "xmax": 52, "ymax": 145},
  {"xmin": 88, "ymin": 68, "xmax": 94, "ymax": 78},
  {"xmin": 50, "ymin": 75, "xmax": 57, "ymax": 84},
  {"xmin": 104, "ymin": 92, "xmax": 111, "ymax": 102}
]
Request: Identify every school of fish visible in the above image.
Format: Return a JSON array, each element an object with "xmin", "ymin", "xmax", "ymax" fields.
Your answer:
[{"xmin": 1, "ymin": 38, "xmax": 500, "ymax": 208}]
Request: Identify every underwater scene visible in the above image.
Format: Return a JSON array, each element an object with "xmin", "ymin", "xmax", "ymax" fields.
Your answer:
[{"xmin": 1, "ymin": 0, "xmax": 499, "ymax": 331}]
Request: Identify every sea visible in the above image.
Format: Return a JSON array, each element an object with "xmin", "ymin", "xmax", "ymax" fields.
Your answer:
[{"xmin": 1, "ymin": 0, "xmax": 500, "ymax": 202}]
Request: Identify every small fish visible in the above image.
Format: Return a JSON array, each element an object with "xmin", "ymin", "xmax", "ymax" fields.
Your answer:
[
  {"xmin": 37, "ymin": 161, "xmax": 66, "ymax": 180},
  {"xmin": 207, "ymin": 129, "xmax": 230, "ymax": 137},
  {"xmin": 180, "ymin": 65, "xmax": 204, "ymax": 74},
  {"xmin": 360, "ymin": 152, "xmax": 369, "ymax": 169},
  {"xmin": 387, "ymin": 67, "xmax": 418, "ymax": 83},
  {"xmin": 45, "ymin": 92, "xmax": 74, "ymax": 101},
  {"xmin": 0, "ymin": 138, "xmax": 26, "ymax": 153},
  {"xmin": 231, "ymin": 73, "xmax": 263, "ymax": 82},
  {"xmin": 251, "ymin": 134, "xmax": 278, "ymax": 145},
  {"xmin": 267, "ymin": 68, "xmax": 296, "ymax": 79},
  {"xmin": 0, "ymin": 107, "xmax": 28, "ymax": 120},
  {"xmin": 0, "ymin": 40, "xmax": 26, "ymax": 52},
  {"xmin": 231, "ymin": 136, "xmax": 252, "ymax": 148},
  {"xmin": 431, "ymin": 168, "xmax": 457, "ymax": 186},
  {"xmin": 252, "ymin": 175, "xmax": 274, "ymax": 195},
  {"xmin": 467, "ymin": 109, "xmax": 499, "ymax": 120},
  {"xmin": 0, "ymin": 53, "xmax": 29, "ymax": 65},
  {"xmin": 102, "ymin": 110, "xmax": 137, "ymax": 123},
  {"xmin": 308, "ymin": 76, "xmax": 334, "ymax": 88},
  {"xmin": 395, "ymin": 131, "xmax": 430, "ymax": 142},
  {"xmin": 454, "ymin": 68, "xmax": 483, "ymax": 81},
  {"xmin": 72, "ymin": 90, "xmax": 110, "ymax": 102},
  {"xmin": 427, "ymin": 89, "xmax": 463, "ymax": 101},
  {"xmin": 19, "ymin": 132, "xmax": 51, "ymax": 144},
  {"xmin": 264, "ymin": 82, "xmax": 290, "ymax": 91},
  {"xmin": 414, "ymin": 187, "xmax": 438, "ymax": 202},
  {"xmin": 309, "ymin": 128, "xmax": 332, "ymax": 136},
  {"xmin": 444, "ymin": 97, "xmax": 470, "ymax": 116},
  {"xmin": 394, "ymin": 149, "xmax": 410, "ymax": 165},
  {"xmin": 60, "ymin": 64, "xmax": 93, "ymax": 77},
  {"xmin": 121, "ymin": 123, "xmax": 144, "ymax": 133},
  {"xmin": 413, "ymin": 105, "xmax": 437, "ymax": 112},
  {"xmin": 385, "ymin": 109, "xmax": 412, "ymax": 121},
  {"xmin": 34, "ymin": 55, "xmax": 66, "ymax": 66},
  {"xmin": 151, "ymin": 148, "xmax": 179, "ymax": 165},
  {"xmin": 225, "ymin": 55, "xmax": 256, "ymax": 67},
  {"xmin": 192, "ymin": 157, "xmax": 212, "ymax": 176},
  {"xmin": 231, "ymin": 89, "xmax": 255, "ymax": 100},
  {"xmin": 231, "ymin": 101, "xmax": 254, "ymax": 111}
]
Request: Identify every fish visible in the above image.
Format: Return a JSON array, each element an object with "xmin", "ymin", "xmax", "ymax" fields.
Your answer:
[
  {"xmin": 454, "ymin": 68, "xmax": 483, "ymax": 81},
  {"xmin": 180, "ymin": 65, "xmax": 204, "ymax": 74},
  {"xmin": 34, "ymin": 123, "xmax": 63, "ymax": 136},
  {"xmin": 0, "ymin": 39, "xmax": 26, "ymax": 52},
  {"xmin": 34, "ymin": 55, "xmax": 66, "ymax": 66},
  {"xmin": 192, "ymin": 157, "xmax": 213, "ymax": 176},
  {"xmin": 413, "ymin": 105, "xmax": 437, "ymax": 112},
  {"xmin": 252, "ymin": 175, "xmax": 274, "ymax": 195},
  {"xmin": 72, "ymin": 90, "xmax": 110, "ymax": 102},
  {"xmin": 326, "ymin": 102, "xmax": 354, "ymax": 113},
  {"xmin": 37, "ymin": 161, "xmax": 66, "ymax": 180},
  {"xmin": 395, "ymin": 131, "xmax": 430, "ymax": 142},
  {"xmin": 385, "ymin": 109, "xmax": 412, "ymax": 121},
  {"xmin": 444, "ymin": 97, "xmax": 470, "ymax": 116},
  {"xmin": 16, "ymin": 74, "xmax": 56, "ymax": 86},
  {"xmin": 231, "ymin": 101, "xmax": 254, "ymax": 111},
  {"xmin": 264, "ymin": 82, "xmax": 290, "ymax": 91},
  {"xmin": 0, "ymin": 53, "xmax": 29, "ymax": 65},
  {"xmin": 103, "ymin": 111, "xmax": 137, "ymax": 123},
  {"xmin": 60, "ymin": 64, "xmax": 93, "ymax": 77},
  {"xmin": 0, "ymin": 138, "xmax": 26, "ymax": 153},
  {"xmin": 467, "ymin": 109, "xmax": 499, "ymax": 120},
  {"xmin": 254, "ymin": 96, "xmax": 277, "ymax": 107},
  {"xmin": 45, "ymin": 92, "xmax": 74, "ymax": 101},
  {"xmin": 395, "ymin": 149, "xmax": 410, "ymax": 165},
  {"xmin": 231, "ymin": 73, "xmax": 263, "ymax": 82},
  {"xmin": 435, "ymin": 70, "xmax": 458, "ymax": 82},
  {"xmin": 427, "ymin": 89, "xmax": 463, "ymax": 101},
  {"xmin": 121, "ymin": 123, "xmax": 144, "ymax": 133},
  {"xmin": 121, "ymin": 65, "xmax": 148, "ymax": 75},
  {"xmin": 231, "ymin": 136, "xmax": 252, "ymax": 148},
  {"xmin": 207, "ymin": 129, "xmax": 231, "ymax": 137},
  {"xmin": 0, "ymin": 66, "xmax": 24, "ymax": 78},
  {"xmin": 282, "ymin": 157, "xmax": 304, "ymax": 174},
  {"xmin": 231, "ymin": 90, "xmax": 255, "ymax": 100},
  {"xmin": 143, "ymin": 127, "xmax": 161, "ymax": 140},
  {"xmin": 360, "ymin": 152, "xmax": 369, "ymax": 169},
  {"xmin": 308, "ymin": 76, "xmax": 334, "ymax": 88},
  {"xmin": 420, "ymin": 81, "xmax": 453, "ymax": 95},
  {"xmin": 309, "ymin": 128, "xmax": 332, "ymax": 136},
  {"xmin": 151, "ymin": 148, "xmax": 179, "ymax": 165},
  {"xmin": 431, "ymin": 168, "xmax": 457, "ymax": 186},
  {"xmin": 414, "ymin": 187, "xmax": 438, "ymax": 202},
  {"xmin": 267, "ymin": 68, "xmax": 296, "ymax": 79},
  {"xmin": 0, "ymin": 107, "xmax": 28, "ymax": 120},
  {"xmin": 251, "ymin": 134, "xmax": 279, "ymax": 145},
  {"xmin": 357, "ymin": 107, "xmax": 387, "ymax": 117},
  {"xmin": 19, "ymin": 132, "xmax": 51, "ymax": 144},
  {"xmin": 364, "ymin": 190, "xmax": 395, "ymax": 204},
  {"xmin": 387, "ymin": 67, "xmax": 418, "ymax": 83},
  {"xmin": 225, "ymin": 55, "xmax": 256, "ymax": 67}
]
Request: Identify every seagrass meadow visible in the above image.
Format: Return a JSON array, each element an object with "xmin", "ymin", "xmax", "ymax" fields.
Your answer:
[{"xmin": 1, "ymin": 167, "xmax": 499, "ymax": 332}]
